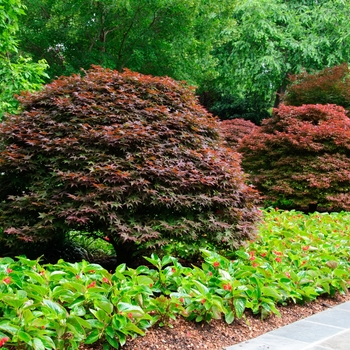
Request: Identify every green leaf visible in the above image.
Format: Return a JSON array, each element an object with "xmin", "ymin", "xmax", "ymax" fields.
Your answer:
[
  {"xmin": 17, "ymin": 330, "xmax": 32, "ymax": 344},
  {"xmin": 191, "ymin": 280, "xmax": 209, "ymax": 295},
  {"xmin": 89, "ymin": 308, "xmax": 111, "ymax": 324},
  {"xmin": 233, "ymin": 298, "xmax": 246, "ymax": 319},
  {"xmin": 86, "ymin": 319, "xmax": 105, "ymax": 330},
  {"xmin": 123, "ymin": 323, "xmax": 145, "ymax": 336},
  {"xmin": 261, "ymin": 286, "xmax": 281, "ymax": 299},
  {"xmin": 39, "ymin": 336, "xmax": 56, "ymax": 349},
  {"xmin": 0, "ymin": 321, "xmax": 19, "ymax": 334},
  {"xmin": 106, "ymin": 334, "xmax": 120, "ymax": 349},
  {"xmin": 25, "ymin": 271, "xmax": 46, "ymax": 285},
  {"xmin": 24, "ymin": 285, "xmax": 48, "ymax": 299},
  {"xmin": 105, "ymin": 326, "xmax": 115, "ymax": 339},
  {"xmin": 96, "ymin": 300, "xmax": 114, "ymax": 315},
  {"xmin": 225, "ymin": 310, "xmax": 235, "ymax": 324},
  {"xmin": 32, "ymin": 337, "xmax": 45, "ymax": 350},
  {"xmin": 136, "ymin": 275, "xmax": 154, "ymax": 286},
  {"xmin": 116, "ymin": 331, "xmax": 126, "ymax": 346},
  {"xmin": 61, "ymin": 281, "xmax": 85, "ymax": 293},
  {"xmin": 117, "ymin": 302, "xmax": 144, "ymax": 316},
  {"xmin": 66, "ymin": 316, "xmax": 86, "ymax": 339},
  {"xmin": 218, "ymin": 269, "xmax": 231, "ymax": 280},
  {"xmin": 85, "ymin": 329, "xmax": 100, "ymax": 345}
]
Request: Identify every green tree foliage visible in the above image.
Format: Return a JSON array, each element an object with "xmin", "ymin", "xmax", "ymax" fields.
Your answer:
[
  {"xmin": 18, "ymin": 0, "xmax": 235, "ymax": 85},
  {"xmin": 0, "ymin": 0, "xmax": 48, "ymax": 118},
  {"xmin": 0, "ymin": 66, "xmax": 261, "ymax": 263},
  {"xmin": 239, "ymin": 104, "xmax": 350, "ymax": 211},
  {"xmin": 283, "ymin": 63, "xmax": 350, "ymax": 110},
  {"xmin": 200, "ymin": 0, "xmax": 350, "ymax": 121},
  {"xmin": 18, "ymin": 0, "xmax": 350, "ymax": 123}
]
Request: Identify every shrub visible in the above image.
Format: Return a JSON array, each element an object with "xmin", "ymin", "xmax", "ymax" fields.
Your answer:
[
  {"xmin": 218, "ymin": 119, "xmax": 260, "ymax": 150},
  {"xmin": 283, "ymin": 63, "xmax": 350, "ymax": 110},
  {"xmin": 199, "ymin": 91, "xmax": 271, "ymax": 125},
  {"xmin": 0, "ymin": 66, "xmax": 261, "ymax": 264},
  {"xmin": 239, "ymin": 104, "xmax": 350, "ymax": 211}
]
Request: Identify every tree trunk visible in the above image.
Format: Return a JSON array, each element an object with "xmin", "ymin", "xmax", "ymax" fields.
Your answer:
[
  {"xmin": 113, "ymin": 240, "xmax": 138, "ymax": 266},
  {"xmin": 308, "ymin": 203, "xmax": 318, "ymax": 213}
]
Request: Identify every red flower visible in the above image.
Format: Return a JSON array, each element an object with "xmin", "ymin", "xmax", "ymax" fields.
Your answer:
[
  {"xmin": 252, "ymin": 262, "xmax": 259, "ymax": 267},
  {"xmin": 249, "ymin": 255, "xmax": 256, "ymax": 261},
  {"xmin": 149, "ymin": 283, "xmax": 153, "ymax": 288},
  {"xmin": 87, "ymin": 281, "xmax": 96, "ymax": 289},
  {"xmin": 6, "ymin": 268, "xmax": 12, "ymax": 274},
  {"xmin": 201, "ymin": 299, "xmax": 206, "ymax": 305},
  {"xmin": 301, "ymin": 260, "xmax": 307, "ymax": 265},
  {"xmin": 213, "ymin": 261, "xmax": 220, "ymax": 268},
  {"xmin": 275, "ymin": 257, "xmax": 282, "ymax": 263},
  {"xmin": 102, "ymin": 277, "xmax": 110, "ymax": 284},
  {"xmin": 302, "ymin": 245, "xmax": 310, "ymax": 251},
  {"xmin": 260, "ymin": 252, "xmax": 267, "ymax": 257},
  {"xmin": 223, "ymin": 284, "xmax": 232, "ymax": 291},
  {"xmin": 127, "ymin": 313, "xmax": 133, "ymax": 319},
  {"xmin": 171, "ymin": 268, "xmax": 176, "ymax": 273},
  {"xmin": 273, "ymin": 250, "xmax": 283, "ymax": 256},
  {"xmin": 0, "ymin": 337, "xmax": 9, "ymax": 347},
  {"xmin": 104, "ymin": 236, "xmax": 110, "ymax": 241},
  {"xmin": 76, "ymin": 274, "xmax": 80, "ymax": 279},
  {"xmin": 179, "ymin": 297, "xmax": 185, "ymax": 303},
  {"xmin": 3, "ymin": 277, "xmax": 11, "ymax": 285},
  {"xmin": 208, "ymin": 271, "xmax": 213, "ymax": 276},
  {"xmin": 285, "ymin": 272, "xmax": 291, "ymax": 278}
]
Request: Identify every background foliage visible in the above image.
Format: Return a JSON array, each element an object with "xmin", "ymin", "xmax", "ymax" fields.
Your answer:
[
  {"xmin": 17, "ymin": 0, "xmax": 235, "ymax": 87},
  {"xmin": 15, "ymin": 0, "xmax": 350, "ymax": 122},
  {"xmin": 0, "ymin": 0, "xmax": 48, "ymax": 118}
]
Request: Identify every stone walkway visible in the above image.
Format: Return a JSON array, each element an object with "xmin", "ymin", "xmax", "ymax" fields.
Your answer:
[{"xmin": 226, "ymin": 301, "xmax": 350, "ymax": 350}]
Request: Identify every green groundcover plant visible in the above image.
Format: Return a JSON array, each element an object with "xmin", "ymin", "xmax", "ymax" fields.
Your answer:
[{"xmin": 0, "ymin": 209, "xmax": 349, "ymax": 349}]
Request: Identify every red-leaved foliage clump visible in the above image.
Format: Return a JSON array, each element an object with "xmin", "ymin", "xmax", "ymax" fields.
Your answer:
[
  {"xmin": 0, "ymin": 66, "xmax": 261, "ymax": 263},
  {"xmin": 283, "ymin": 63, "xmax": 350, "ymax": 110},
  {"xmin": 218, "ymin": 119, "xmax": 260, "ymax": 150},
  {"xmin": 239, "ymin": 104, "xmax": 350, "ymax": 211}
]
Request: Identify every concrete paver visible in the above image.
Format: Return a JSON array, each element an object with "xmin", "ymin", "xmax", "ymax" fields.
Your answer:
[{"xmin": 226, "ymin": 301, "xmax": 350, "ymax": 350}]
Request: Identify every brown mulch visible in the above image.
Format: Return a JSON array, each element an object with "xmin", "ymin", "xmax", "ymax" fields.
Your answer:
[{"xmin": 80, "ymin": 291, "xmax": 350, "ymax": 350}]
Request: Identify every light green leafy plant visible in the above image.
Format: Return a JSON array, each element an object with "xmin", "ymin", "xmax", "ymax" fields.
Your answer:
[{"xmin": 0, "ymin": 209, "xmax": 348, "ymax": 348}]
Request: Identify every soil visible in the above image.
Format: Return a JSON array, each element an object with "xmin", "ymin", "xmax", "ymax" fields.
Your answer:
[{"xmin": 80, "ymin": 291, "xmax": 350, "ymax": 350}]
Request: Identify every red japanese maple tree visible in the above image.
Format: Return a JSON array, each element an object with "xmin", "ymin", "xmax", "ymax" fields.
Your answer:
[
  {"xmin": 283, "ymin": 63, "xmax": 350, "ymax": 110},
  {"xmin": 0, "ymin": 66, "xmax": 260, "ymax": 263},
  {"xmin": 239, "ymin": 104, "xmax": 350, "ymax": 211},
  {"xmin": 218, "ymin": 119, "xmax": 260, "ymax": 150}
]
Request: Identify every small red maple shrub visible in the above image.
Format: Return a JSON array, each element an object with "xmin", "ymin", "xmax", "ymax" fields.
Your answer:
[
  {"xmin": 0, "ymin": 66, "xmax": 260, "ymax": 263},
  {"xmin": 239, "ymin": 104, "xmax": 350, "ymax": 211},
  {"xmin": 283, "ymin": 63, "xmax": 350, "ymax": 110},
  {"xmin": 218, "ymin": 119, "xmax": 259, "ymax": 150}
]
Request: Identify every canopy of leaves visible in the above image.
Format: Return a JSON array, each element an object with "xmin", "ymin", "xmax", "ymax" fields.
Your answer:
[
  {"xmin": 0, "ymin": 0, "xmax": 48, "ymax": 118},
  {"xmin": 283, "ymin": 63, "xmax": 350, "ymax": 110},
  {"xmin": 0, "ymin": 66, "xmax": 260, "ymax": 262},
  {"xmin": 18, "ymin": 0, "xmax": 235, "ymax": 86},
  {"xmin": 218, "ymin": 119, "xmax": 259, "ymax": 150},
  {"xmin": 239, "ymin": 104, "xmax": 350, "ymax": 211},
  {"xmin": 200, "ymin": 0, "xmax": 350, "ymax": 120}
]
